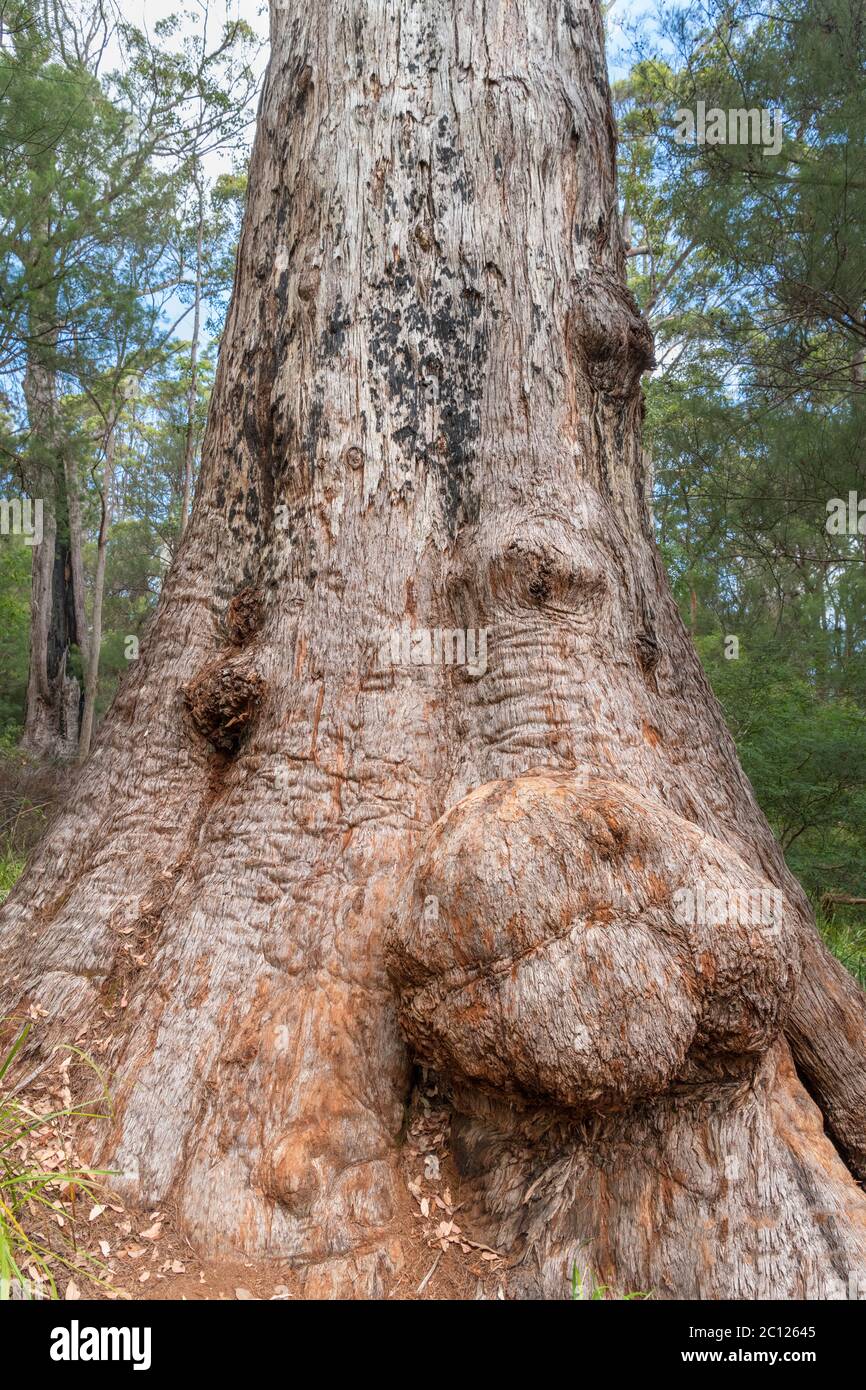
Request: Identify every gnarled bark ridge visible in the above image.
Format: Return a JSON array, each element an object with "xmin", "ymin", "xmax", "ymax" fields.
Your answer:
[
  {"xmin": 2, "ymin": 0, "xmax": 866, "ymax": 1298},
  {"xmin": 388, "ymin": 773, "xmax": 866, "ymax": 1297}
]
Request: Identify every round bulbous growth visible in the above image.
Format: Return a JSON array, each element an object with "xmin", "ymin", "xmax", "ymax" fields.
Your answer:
[{"xmin": 387, "ymin": 772, "xmax": 866, "ymax": 1298}]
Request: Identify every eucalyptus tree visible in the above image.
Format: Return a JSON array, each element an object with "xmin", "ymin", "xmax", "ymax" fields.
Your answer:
[{"xmin": 2, "ymin": 0, "xmax": 866, "ymax": 1300}]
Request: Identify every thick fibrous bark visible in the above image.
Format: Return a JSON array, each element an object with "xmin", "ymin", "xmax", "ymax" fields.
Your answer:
[{"xmin": 2, "ymin": 0, "xmax": 866, "ymax": 1298}]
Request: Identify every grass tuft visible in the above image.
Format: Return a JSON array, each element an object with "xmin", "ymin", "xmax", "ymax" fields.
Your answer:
[
  {"xmin": 0, "ymin": 839, "xmax": 24, "ymax": 904},
  {"xmin": 0, "ymin": 1021, "xmax": 112, "ymax": 1299},
  {"xmin": 817, "ymin": 907, "xmax": 866, "ymax": 989},
  {"xmin": 570, "ymin": 1262, "xmax": 652, "ymax": 1301}
]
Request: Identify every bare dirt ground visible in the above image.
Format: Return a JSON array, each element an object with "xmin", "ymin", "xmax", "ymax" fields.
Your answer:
[{"xmin": 9, "ymin": 1033, "xmax": 509, "ymax": 1303}]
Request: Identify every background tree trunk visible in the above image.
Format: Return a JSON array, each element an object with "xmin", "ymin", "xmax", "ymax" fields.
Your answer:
[
  {"xmin": 3, "ymin": 0, "xmax": 866, "ymax": 1298},
  {"xmin": 180, "ymin": 172, "xmax": 204, "ymax": 536},
  {"xmin": 77, "ymin": 414, "xmax": 116, "ymax": 763},
  {"xmin": 20, "ymin": 349, "xmax": 83, "ymax": 759}
]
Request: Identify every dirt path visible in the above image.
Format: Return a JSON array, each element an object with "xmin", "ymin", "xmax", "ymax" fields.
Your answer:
[{"xmin": 11, "ymin": 1043, "xmax": 509, "ymax": 1302}]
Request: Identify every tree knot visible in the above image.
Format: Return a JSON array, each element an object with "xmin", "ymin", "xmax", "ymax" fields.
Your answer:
[
  {"xmin": 387, "ymin": 772, "xmax": 797, "ymax": 1116},
  {"xmin": 569, "ymin": 271, "xmax": 655, "ymax": 398},
  {"xmin": 183, "ymin": 654, "xmax": 266, "ymax": 752}
]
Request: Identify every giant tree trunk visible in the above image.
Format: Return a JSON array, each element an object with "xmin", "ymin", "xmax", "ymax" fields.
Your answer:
[{"xmin": 3, "ymin": 0, "xmax": 866, "ymax": 1299}]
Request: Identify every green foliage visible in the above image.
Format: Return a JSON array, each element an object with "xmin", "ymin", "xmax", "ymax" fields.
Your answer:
[
  {"xmin": 698, "ymin": 639, "xmax": 866, "ymax": 896},
  {"xmin": 0, "ymin": 2, "xmax": 176, "ymax": 384},
  {"xmin": 0, "ymin": 538, "xmax": 30, "ymax": 739},
  {"xmin": 818, "ymin": 908, "xmax": 866, "ymax": 990},
  {"xmin": 0, "ymin": 2, "xmax": 254, "ymax": 740},
  {"xmin": 619, "ymin": 0, "xmax": 866, "ymax": 980},
  {"xmin": 0, "ymin": 842, "xmax": 24, "ymax": 904}
]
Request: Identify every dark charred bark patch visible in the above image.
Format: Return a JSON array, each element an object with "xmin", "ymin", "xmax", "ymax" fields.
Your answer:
[
  {"xmin": 367, "ymin": 259, "xmax": 485, "ymax": 533},
  {"xmin": 225, "ymin": 586, "xmax": 264, "ymax": 645}
]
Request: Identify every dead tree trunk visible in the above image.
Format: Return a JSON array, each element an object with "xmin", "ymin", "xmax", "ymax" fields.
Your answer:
[{"xmin": 3, "ymin": 0, "xmax": 866, "ymax": 1298}]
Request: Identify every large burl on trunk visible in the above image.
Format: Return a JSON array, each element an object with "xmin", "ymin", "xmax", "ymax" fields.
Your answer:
[{"xmin": 2, "ymin": 0, "xmax": 866, "ymax": 1298}]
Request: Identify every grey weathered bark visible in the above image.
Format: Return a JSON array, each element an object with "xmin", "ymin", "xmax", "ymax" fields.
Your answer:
[{"xmin": 3, "ymin": 0, "xmax": 866, "ymax": 1299}]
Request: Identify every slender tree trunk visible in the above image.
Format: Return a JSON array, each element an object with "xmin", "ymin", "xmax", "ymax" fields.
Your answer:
[
  {"xmin": 64, "ymin": 446, "xmax": 89, "ymax": 676},
  {"xmin": 3, "ymin": 0, "xmax": 866, "ymax": 1299},
  {"xmin": 180, "ymin": 176, "xmax": 204, "ymax": 535},
  {"xmin": 77, "ymin": 416, "xmax": 115, "ymax": 763},
  {"xmin": 852, "ymin": 317, "xmax": 865, "ymax": 388},
  {"xmin": 20, "ymin": 349, "xmax": 83, "ymax": 759}
]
